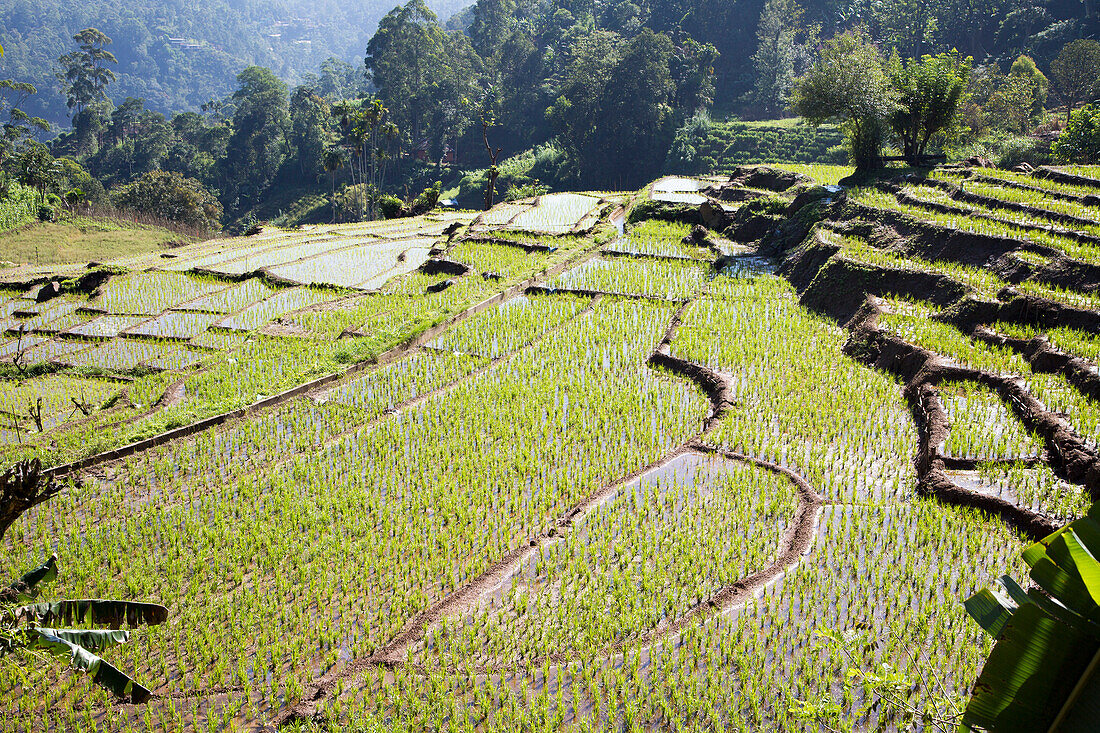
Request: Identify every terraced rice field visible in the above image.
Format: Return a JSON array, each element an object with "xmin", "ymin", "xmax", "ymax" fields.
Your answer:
[{"xmin": 4, "ymin": 165, "xmax": 1100, "ymax": 731}]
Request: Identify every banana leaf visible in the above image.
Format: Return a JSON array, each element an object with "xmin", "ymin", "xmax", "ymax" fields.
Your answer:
[
  {"xmin": 1, "ymin": 555, "xmax": 57, "ymax": 603},
  {"xmin": 28, "ymin": 628, "xmax": 152, "ymax": 702},
  {"xmin": 33, "ymin": 627, "xmax": 129, "ymax": 653},
  {"xmin": 12, "ymin": 599, "xmax": 168, "ymax": 629},
  {"xmin": 963, "ymin": 512, "xmax": 1100, "ymax": 732}
]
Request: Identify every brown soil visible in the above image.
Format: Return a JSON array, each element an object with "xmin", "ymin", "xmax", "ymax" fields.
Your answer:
[{"xmin": 846, "ymin": 298, "xmax": 1094, "ymax": 536}]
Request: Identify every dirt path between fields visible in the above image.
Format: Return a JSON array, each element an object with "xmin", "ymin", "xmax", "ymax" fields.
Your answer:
[{"xmin": 273, "ymin": 296, "xmax": 823, "ymax": 728}]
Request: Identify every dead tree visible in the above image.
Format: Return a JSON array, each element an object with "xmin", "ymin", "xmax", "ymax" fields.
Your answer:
[
  {"xmin": 482, "ymin": 117, "xmax": 502, "ymax": 211},
  {"xmin": 0, "ymin": 459, "xmax": 62, "ymax": 542}
]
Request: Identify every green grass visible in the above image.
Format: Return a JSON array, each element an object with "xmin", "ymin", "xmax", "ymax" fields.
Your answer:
[
  {"xmin": 774, "ymin": 163, "xmax": 855, "ymax": 186},
  {"xmin": 0, "ymin": 215, "xmax": 191, "ymax": 266}
]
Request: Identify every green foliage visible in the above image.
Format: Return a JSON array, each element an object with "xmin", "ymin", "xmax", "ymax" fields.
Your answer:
[
  {"xmin": 1051, "ymin": 39, "xmax": 1100, "ymax": 122},
  {"xmin": 56, "ymin": 28, "xmax": 117, "ymax": 117},
  {"xmin": 887, "ymin": 50, "xmax": 972, "ymax": 159},
  {"xmin": 219, "ymin": 66, "xmax": 291, "ymax": 212},
  {"xmin": 111, "ymin": 170, "xmax": 222, "ymax": 231},
  {"xmin": 750, "ymin": 0, "xmax": 818, "ymax": 117},
  {"xmin": 0, "ymin": 182, "xmax": 39, "ymax": 233},
  {"xmin": 962, "ymin": 503, "xmax": 1100, "ymax": 731},
  {"xmin": 378, "ymin": 194, "xmax": 405, "ymax": 219},
  {"xmin": 1053, "ymin": 104, "xmax": 1100, "ymax": 165},
  {"xmin": 1, "ymin": 554, "xmax": 168, "ymax": 703},
  {"xmin": 791, "ymin": 28, "xmax": 894, "ymax": 169},
  {"xmin": 548, "ymin": 28, "xmax": 677, "ymax": 188}
]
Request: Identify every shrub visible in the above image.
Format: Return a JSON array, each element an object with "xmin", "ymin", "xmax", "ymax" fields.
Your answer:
[
  {"xmin": 111, "ymin": 171, "xmax": 222, "ymax": 232},
  {"xmin": 37, "ymin": 204, "xmax": 55, "ymax": 222},
  {"xmin": 1052, "ymin": 104, "xmax": 1100, "ymax": 164},
  {"xmin": 379, "ymin": 194, "xmax": 405, "ymax": 219}
]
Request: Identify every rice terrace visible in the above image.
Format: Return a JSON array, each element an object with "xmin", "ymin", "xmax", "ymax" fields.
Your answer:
[{"xmin": 4, "ymin": 158, "xmax": 1100, "ymax": 731}]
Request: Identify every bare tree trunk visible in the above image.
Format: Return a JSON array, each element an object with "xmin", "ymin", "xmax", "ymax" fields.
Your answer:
[{"xmin": 0, "ymin": 459, "xmax": 62, "ymax": 542}]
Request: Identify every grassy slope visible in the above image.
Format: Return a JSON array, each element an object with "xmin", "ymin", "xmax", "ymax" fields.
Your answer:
[{"xmin": 0, "ymin": 216, "xmax": 189, "ymax": 266}]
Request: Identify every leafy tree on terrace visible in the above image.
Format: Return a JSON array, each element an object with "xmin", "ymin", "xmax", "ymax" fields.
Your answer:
[
  {"xmin": 111, "ymin": 170, "xmax": 223, "ymax": 232},
  {"xmin": 886, "ymin": 50, "xmax": 971, "ymax": 160},
  {"xmin": 1051, "ymin": 39, "xmax": 1100, "ymax": 123},
  {"xmin": 1052, "ymin": 104, "xmax": 1100, "ymax": 164},
  {"xmin": 791, "ymin": 28, "xmax": 894, "ymax": 170},
  {"xmin": 1009, "ymin": 54, "xmax": 1047, "ymax": 117},
  {"xmin": 56, "ymin": 29, "xmax": 117, "ymax": 118}
]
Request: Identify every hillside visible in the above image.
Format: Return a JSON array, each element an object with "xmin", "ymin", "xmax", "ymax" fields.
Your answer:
[
  {"xmin": 1, "ymin": 164, "xmax": 1099, "ymax": 727},
  {"xmin": 0, "ymin": 0, "xmax": 471, "ymax": 126}
]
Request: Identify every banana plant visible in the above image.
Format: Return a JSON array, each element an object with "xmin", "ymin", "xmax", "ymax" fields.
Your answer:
[
  {"xmin": 1, "ymin": 554, "xmax": 168, "ymax": 703},
  {"xmin": 963, "ymin": 502, "xmax": 1100, "ymax": 732}
]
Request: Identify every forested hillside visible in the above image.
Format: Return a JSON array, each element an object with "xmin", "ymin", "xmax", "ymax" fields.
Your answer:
[
  {"xmin": 0, "ymin": 0, "xmax": 469, "ymax": 125},
  {"xmin": 1, "ymin": 0, "xmax": 1099, "ymax": 236}
]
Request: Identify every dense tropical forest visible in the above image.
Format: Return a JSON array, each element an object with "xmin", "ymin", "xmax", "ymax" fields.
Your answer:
[{"xmin": 1, "ymin": 0, "xmax": 1099, "ymax": 230}]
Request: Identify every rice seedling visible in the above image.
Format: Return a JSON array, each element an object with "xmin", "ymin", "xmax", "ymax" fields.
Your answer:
[
  {"xmin": 993, "ymin": 321, "xmax": 1100, "ymax": 364},
  {"xmin": 773, "ymin": 163, "xmax": 854, "ymax": 186},
  {"xmin": 89, "ymin": 272, "xmax": 228, "ymax": 316},
  {"xmin": 676, "ymin": 276, "xmax": 915, "ymax": 503},
  {"xmin": 123, "ymin": 311, "xmax": 220, "ymax": 340},
  {"xmin": 821, "ymin": 229, "xmax": 1003, "ymax": 299},
  {"xmin": 60, "ymin": 338, "xmax": 178, "ymax": 372},
  {"xmin": 965, "ymin": 167, "xmax": 1100, "ymax": 199},
  {"xmin": 854, "ymin": 188, "xmax": 1100, "ymax": 266},
  {"xmin": 181, "ymin": 278, "xmax": 277, "ymax": 314},
  {"xmin": 8, "ymin": 169, "xmax": 1100, "ymax": 731},
  {"xmin": 416, "ymin": 455, "xmax": 799, "ymax": 668},
  {"xmin": 0, "ymin": 375, "xmax": 122, "ymax": 434},
  {"xmin": 940, "ymin": 380, "xmax": 1043, "ymax": 461},
  {"xmin": 547, "ymin": 257, "xmax": 708, "ymax": 300},
  {"xmin": 425, "ymin": 293, "xmax": 589, "ymax": 359},
  {"xmin": 63, "ymin": 315, "xmax": 150, "ymax": 339},
  {"xmin": 266, "ymin": 237, "xmax": 437, "ymax": 290},
  {"xmin": 932, "ymin": 173, "xmax": 1100, "ymax": 224},
  {"xmin": 214, "ymin": 287, "xmax": 339, "ymax": 331}
]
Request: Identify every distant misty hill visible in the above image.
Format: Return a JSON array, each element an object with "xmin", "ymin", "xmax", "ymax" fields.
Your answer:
[{"xmin": 0, "ymin": 0, "xmax": 471, "ymax": 127}]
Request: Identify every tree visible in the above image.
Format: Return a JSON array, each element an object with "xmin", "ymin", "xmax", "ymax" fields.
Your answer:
[
  {"xmin": 218, "ymin": 66, "xmax": 289, "ymax": 211},
  {"xmin": 792, "ymin": 28, "xmax": 894, "ymax": 170},
  {"xmin": 546, "ymin": 29, "xmax": 625, "ymax": 184},
  {"xmin": 0, "ymin": 80, "xmax": 49, "ymax": 170},
  {"xmin": 332, "ymin": 98, "xmax": 399, "ymax": 220},
  {"xmin": 0, "ymin": 460, "xmax": 59, "ymax": 542},
  {"xmin": 1051, "ymin": 39, "xmax": 1100, "ymax": 123},
  {"xmin": 322, "ymin": 147, "xmax": 345, "ymax": 223},
  {"xmin": 366, "ymin": 0, "xmax": 449, "ymax": 145},
  {"xmin": 887, "ymin": 50, "xmax": 971, "ymax": 161},
  {"xmin": 470, "ymin": 0, "xmax": 518, "ymax": 60},
  {"xmin": 15, "ymin": 141, "xmax": 61, "ymax": 200},
  {"xmin": 288, "ymin": 86, "xmax": 331, "ymax": 179},
  {"xmin": 989, "ymin": 71, "xmax": 1038, "ymax": 133},
  {"xmin": 1052, "ymin": 104, "xmax": 1100, "ymax": 164},
  {"xmin": 751, "ymin": 0, "xmax": 817, "ymax": 117},
  {"xmin": 56, "ymin": 29, "xmax": 117, "ymax": 117},
  {"xmin": 111, "ymin": 170, "xmax": 222, "ymax": 232},
  {"xmin": 1009, "ymin": 54, "xmax": 1048, "ymax": 117}
]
